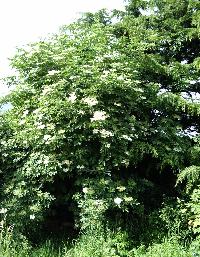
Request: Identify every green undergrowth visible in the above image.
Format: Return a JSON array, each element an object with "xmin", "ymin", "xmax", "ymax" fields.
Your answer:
[{"xmin": 1, "ymin": 226, "xmax": 200, "ymax": 257}]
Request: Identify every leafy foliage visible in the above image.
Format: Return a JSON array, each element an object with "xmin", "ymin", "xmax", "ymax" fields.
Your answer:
[{"xmin": 0, "ymin": 0, "xmax": 199, "ymax": 248}]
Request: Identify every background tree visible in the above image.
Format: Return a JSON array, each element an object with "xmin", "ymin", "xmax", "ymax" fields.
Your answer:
[{"xmin": 122, "ymin": 0, "xmax": 200, "ymax": 235}]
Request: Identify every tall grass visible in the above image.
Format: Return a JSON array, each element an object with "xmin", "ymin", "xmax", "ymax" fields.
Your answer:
[
  {"xmin": 132, "ymin": 239, "xmax": 195, "ymax": 257},
  {"xmin": 0, "ymin": 226, "xmax": 29, "ymax": 257},
  {"xmin": 1, "ymin": 225, "xmax": 200, "ymax": 257},
  {"xmin": 64, "ymin": 228, "xmax": 121, "ymax": 257}
]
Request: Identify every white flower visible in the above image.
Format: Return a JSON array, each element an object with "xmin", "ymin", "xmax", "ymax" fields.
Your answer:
[
  {"xmin": 30, "ymin": 214, "xmax": 35, "ymax": 220},
  {"xmin": 124, "ymin": 196, "xmax": 133, "ymax": 202},
  {"xmin": 38, "ymin": 114, "xmax": 44, "ymax": 120},
  {"xmin": 37, "ymin": 124, "xmax": 45, "ymax": 129},
  {"xmin": 43, "ymin": 135, "xmax": 52, "ymax": 141},
  {"xmin": 48, "ymin": 70, "xmax": 60, "ymax": 76},
  {"xmin": 82, "ymin": 187, "xmax": 88, "ymax": 194},
  {"xmin": 77, "ymin": 165, "xmax": 85, "ymax": 169},
  {"xmin": 62, "ymin": 160, "xmax": 71, "ymax": 165},
  {"xmin": 157, "ymin": 88, "xmax": 168, "ymax": 95},
  {"xmin": 114, "ymin": 197, "xmax": 122, "ymax": 205},
  {"xmin": 83, "ymin": 97, "xmax": 98, "ymax": 106},
  {"xmin": 23, "ymin": 110, "xmax": 29, "ymax": 116},
  {"xmin": 43, "ymin": 159, "xmax": 49, "ymax": 165},
  {"xmin": 95, "ymin": 200, "xmax": 103, "ymax": 205},
  {"xmin": 102, "ymin": 70, "xmax": 110, "ymax": 77},
  {"xmin": 114, "ymin": 102, "xmax": 122, "ymax": 107},
  {"xmin": 0, "ymin": 208, "xmax": 7, "ymax": 214},
  {"xmin": 181, "ymin": 60, "xmax": 188, "ymax": 65},
  {"xmin": 93, "ymin": 129, "xmax": 99, "ymax": 134},
  {"xmin": 68, "ymin": 92, "xmax": 77, "ymax": 103},
  {"xmin": 105, "ymin": 143, "xmax": 111, "ymax": 148},
  {"xmin": 100, "ymin": 129, "xmax": 114, "ymax": 138},
  {"xmin": 117, "ymin": 75, "xmax": 124, "ymax": 80},
  {"xmin": 101, "ymin": 70, "xmax": 111, "ymax": 79},
  {"xmin": 189, "ymin": 80, "xmax": 197, "ymax": 85},
  {"xmin": 54, "ymin": 55, "xmax": 63, "ymax": 61},
  {"xmin": 121, "ymin": 135, "xmax": 132, "ymax": 141},
  {"xmin": 47, "ymin": 124, "xmax": 55, "ymax": 130},
  {"xmin": 116, "ymin": 186, "xmax": 126, "ymax": 192},
  {"xmin": 19, "ymin": 120, "xmax": 26, "ymax": 125},
  {"xmin": 42, "ymin": 86, "xmax": 52, "ymax": 95},
  {"xmin": 78, "ymin": 110, "xmax": 85, "ymax": 115},
  {"xmin": 103, "ymin": 54, "xmax": 113, "ymax": 58},
  {"xmin": 95, "ymin": 56, "xmax": 104, "ymax": 62},
  {"xmin": 33, "ymin": 108, "xmax": 41, "ymax": 114},
  {"xmin": 37, "ymin": 159, "xmax": 43, "ymax": 164},
  {"xmin": 58, "ymin": 129, "xmax": 65, "ymax": 134},
  {"xmin": 69, "ymin": 76, "xmax": 77, "ymax": 80},
  {"xmin": 91, "ymin": 111, "xmax": 109, "ymax": 122},
  {"xmin": 122, "ymin": 159, "xmax": 130, "ymax": 167}
]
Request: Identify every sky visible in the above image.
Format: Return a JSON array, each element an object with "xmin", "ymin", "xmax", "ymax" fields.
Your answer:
[{"xmin": 0, "ymin": 0, "xmax": 125, "ymax": 96}]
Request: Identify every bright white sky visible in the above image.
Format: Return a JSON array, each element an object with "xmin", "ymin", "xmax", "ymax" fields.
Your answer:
[{"xmin": 0, "ymin": 0, "xmax": 125, "ymax": 96}]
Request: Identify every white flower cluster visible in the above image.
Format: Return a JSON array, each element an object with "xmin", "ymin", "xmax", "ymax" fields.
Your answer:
[
  {"xmin": 53, "ymin": 55, "xmax": 63, "ymax": 61},
  {"xmin": 43, "ymin": 134, "xmax": 53, "ymax": 144},
  {"xmin": 19, "ymin": 119, "xmax": 26, "ymax": 125},
  {"xmin": 37, "ymin": 155, "xmax": 50, "ymax": 165},
  {"xmin": 101, "ymin": 70, "xmax": 110, "ymax": 78},
  {"xmin": 58, "ymin": 129, "xmax": 65, "ymax": 134},
  {"xmin": 83, "ymin": 97, "xmax": 98, "ymax": 106},
  {"xmin": 95, "ymin": 200, "xmax": 104, "ymax": 206},
  {"xmin": 78, "ymin": 110, "xmax": 85, "ymax": 115},
  {"xmin": 36, "ymin": 122, "xmax": 45, "ymax": 129},
  {"xmin": 116, "ymin": 186, "xmax": 126, "ymax": 192},
  {"xmin": 114, "ymin": 102, "xmax": 122, "ymax": 107},
  {"xmin": 33, "ymin": 108, "xmax": 44, "ymax": 120},
  {"xmin": 117, "ymin": 75, "xmax": 125, "ymax": 81},
  {"xmin": 91, "ymin": 111, "xmax": 109, "ymax": 122},
  {"xmin": 105, "ymin": 143, "xmax": 111, "ymax": 148},
  {"xmin": 124, "ymin": 196, "xmax": 133, "ymax": 202},
  {"xmin": 43, "ymin": 158, "xmax": 49, "ymax": 165},
  {"xmin": 0, "ymin": 208, "xmax": 7, "ymax": 214},
  {"xmin": 82, "ymin": 187, "xmax": 88, "ymax": 194},
  {"xmin": 43, "ymin": 134, "xmax": 51, "ymax": 141},
  {"xmin": 62, "ymin": 160, "xmax": 72, "ymax": 165},
  {"xmin": 23, "ymin": 110, "xmax": 29, "ymax": 117},
  {"xmin": 30, "ymin": 214, "xmax": 35, "ymax": 220},
  {"xmin": 121, "ymin": 159, "xmax": 130, "ymax": 167},
  {"xmin": 100, "ymin": 129, "xmax": 114, "ymax": 138},
  {"xmin": 68, "ymin": 92, "xmax": 77, "ymax": 103},
  {"xmin": 121, "ymin": 135, "xmax": 132, "ymax": 141},
  {"xmin": 189, "ymin": 80, "xmax": 197, "ymax": 85},
  {"xmin": 48, "ymin": 70, "xmax": 60, "ymax": 76},
  {"xmin": 181, "ymin": 60, "xmax": 188, "ymax": 65},
  {"xmin": 42, "ymin": 86, "xmax": 53, "ymax": 95},
  {"xmin": 77, "ymin": 165, "xmax": 85, "ymax": 169},
  {"xmin": 33, "ymin": 108, "xmax": 41, "ymax": 115},
  {"xmin": 1, "ymin": 141, "xmax": 7, "ymax": 146},
  {"xmin": 47, "ymin": 124, "xmax": 55, "ymax": 130},
  {"xmin": 93, "ymin": 128, "xmax": 114, "ymax": 138},
  {"xmin": 114, "ymin": 197, "xmax": 122, "ymax": 205},
  {"xmin": 157, "ymin": 88, "xmax": 168, "ymax": 96}
]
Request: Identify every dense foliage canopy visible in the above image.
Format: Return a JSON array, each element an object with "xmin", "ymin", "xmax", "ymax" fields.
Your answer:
[{"xmin": 0, "ymin": 0, "xmax": 199, "ymax": 242}]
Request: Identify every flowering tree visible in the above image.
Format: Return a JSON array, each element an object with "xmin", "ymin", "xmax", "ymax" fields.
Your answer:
[{"xmin": 0, "ymin": 1, "xmax": 199, "ymax": 235}]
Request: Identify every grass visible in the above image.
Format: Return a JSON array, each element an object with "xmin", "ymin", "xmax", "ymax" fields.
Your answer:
[
  {"xmin": 0, "ymin": 225, "xmax": 200, "ymax": 257},
  {"xmin": 132, "ymin": 239, "xmax": 195, "ymax": 257}
]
